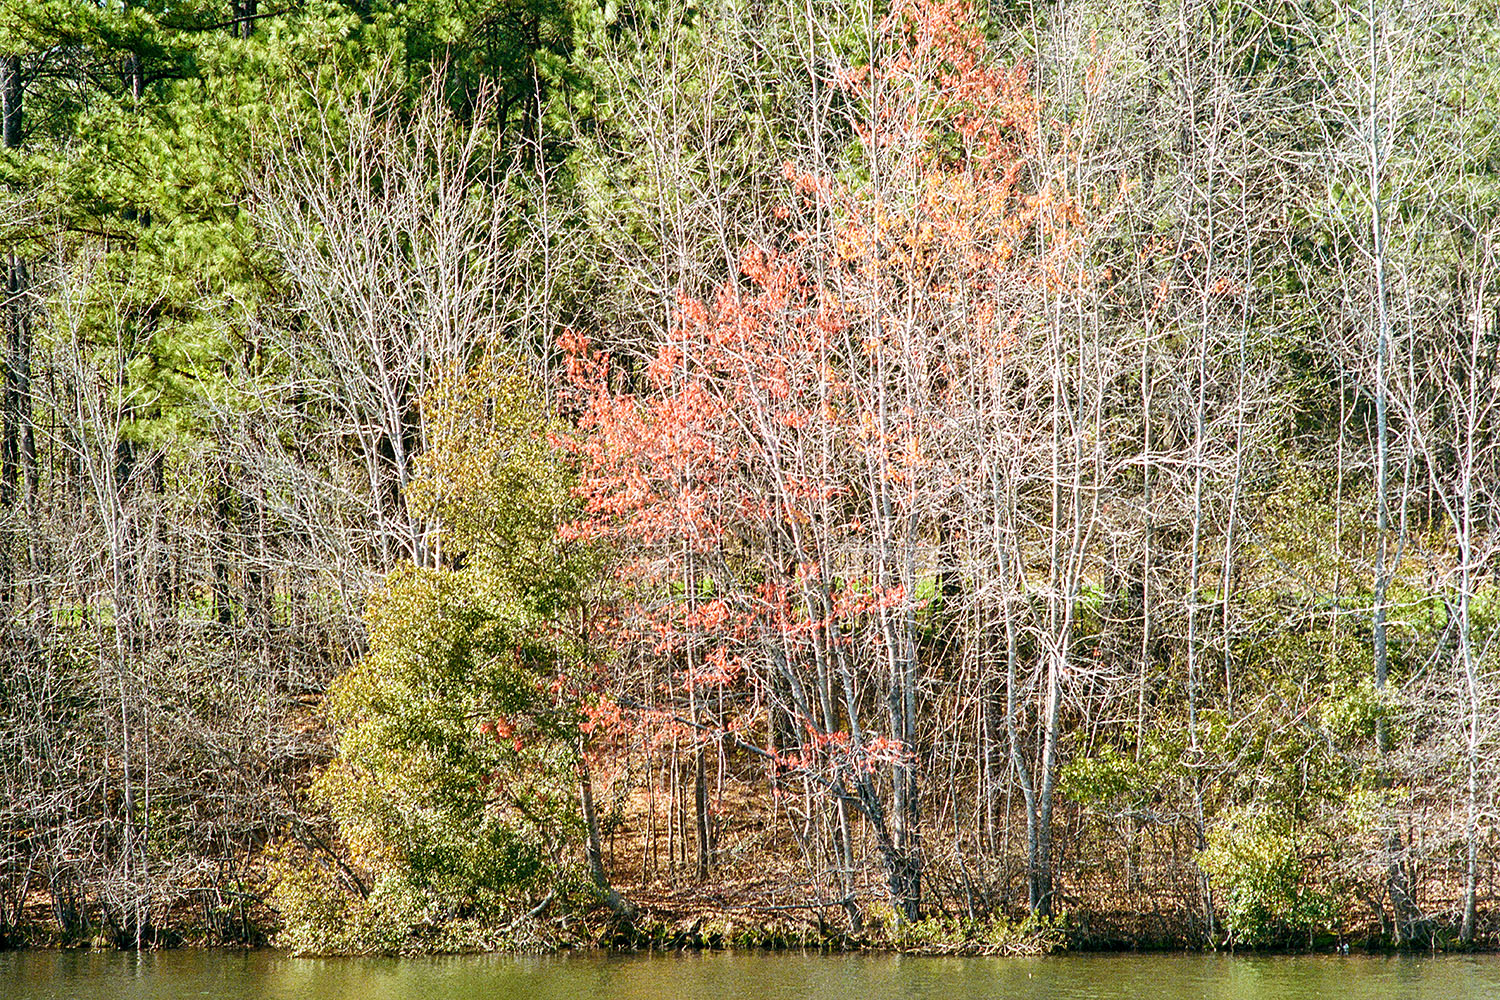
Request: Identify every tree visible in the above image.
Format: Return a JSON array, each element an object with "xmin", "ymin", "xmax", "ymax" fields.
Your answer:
[
  {"xmin": 272, "ymin": 354, "xmax": 617, "ymax": 954},
  {"xmin": 559, "ymin": 0, "xmax": 1106, "ymax": 922}
]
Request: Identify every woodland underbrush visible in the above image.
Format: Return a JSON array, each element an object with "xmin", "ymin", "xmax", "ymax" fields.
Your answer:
[{"xmin": 253, "ymin": 782, "xmax": 1498, "ymax": 957}]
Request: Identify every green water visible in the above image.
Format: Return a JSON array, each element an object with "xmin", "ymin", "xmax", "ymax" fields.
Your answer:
[{"xmin": 3, "ymin": 950, "xmax": 1500, "ymax": 1000}]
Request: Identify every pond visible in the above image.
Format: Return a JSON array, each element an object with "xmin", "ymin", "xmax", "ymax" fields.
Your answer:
[{"xmin": 3, "ymin": 949, "xmax": 1499, "ymax": 1000}]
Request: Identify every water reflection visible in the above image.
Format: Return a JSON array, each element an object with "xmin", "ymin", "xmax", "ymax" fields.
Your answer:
[{"xmin": 2, "ymin": 949, "xmax": 1499, "ymax": 1000}]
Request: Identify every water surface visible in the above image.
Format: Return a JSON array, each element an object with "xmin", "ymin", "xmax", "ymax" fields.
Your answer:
[{"xmin": 3, "ymin": 949, "xmax": 1499, "ymax": 1000}]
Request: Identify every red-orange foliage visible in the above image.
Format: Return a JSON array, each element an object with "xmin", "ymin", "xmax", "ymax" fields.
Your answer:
[{"xmin": 559, "ymin": 0, "xmax": 1094, "ymax": 918}]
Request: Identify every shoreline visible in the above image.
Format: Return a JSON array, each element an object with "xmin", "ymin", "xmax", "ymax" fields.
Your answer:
[{"xmin": 4, "ymin": 912, "xmax": 1495, "ymax": 958}]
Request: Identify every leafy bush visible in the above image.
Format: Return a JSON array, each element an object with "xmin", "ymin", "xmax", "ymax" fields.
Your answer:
[
  {"xmin": 270, "ymin": 357, "xmax": 600, "ymax": 954},
  {"xmin": 1198, "ymin": 809, "xmax": 1337, "ymax": 947},
  {"xmin": 269, "ymin": 843, "xmax": 569, "ymax": 955},
  {"xmin": 860, "ymin": 901, "xmax": 1066, "ymax": 955}
]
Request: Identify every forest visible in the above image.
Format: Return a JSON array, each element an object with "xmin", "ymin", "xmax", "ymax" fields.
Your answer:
[{"xmin": 0, "ymin": 0, "xmax": 1497, "ymax": 956}]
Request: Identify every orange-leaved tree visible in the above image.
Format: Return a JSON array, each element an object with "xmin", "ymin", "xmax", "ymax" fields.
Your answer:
[{"xmin": 561, "ymin": 0, "xmax": 1094, "ymax": 923}]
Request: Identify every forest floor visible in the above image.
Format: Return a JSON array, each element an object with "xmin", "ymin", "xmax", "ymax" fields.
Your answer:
[
  {"xmin": 6, "ymin": 755, "xmax": 1493, "ymax": 954},
  {"xmin": 579, "ymin": 766, "xmax": 1203, "ymax": 953},
  {"xmin": 576, "ymin": 753, "xmax": 1498, "ymax": 955}
]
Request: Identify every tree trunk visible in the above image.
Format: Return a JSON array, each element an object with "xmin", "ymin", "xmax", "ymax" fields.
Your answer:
[
  {"xmin": 1033, "ymin": 650, "xmax": 1062, "ymax": 916},
  {"xmin": 693, "ymin": 746, "xmax": 711, "ymax": 880},
  {"xmin": 1365, "ymin": 0, "xmax": 1420, "ymax": 944},
  {"xmin": 234, "ymin": 0, "xmax": 258, "ymax": 40},
  {"xmin": 1, "ymin": 55, "xmax": 19, "ymax": 149},
  {"xmin": 1, "ymin": 54, "xmax": 21, "ymax": 516},
  {"xmin": 580, "ymin": 756, "xmax": 635, "ymax": 922},
  {"xmin": 213, "ymin": 480, "xmax": 234, "ymax": 627}
]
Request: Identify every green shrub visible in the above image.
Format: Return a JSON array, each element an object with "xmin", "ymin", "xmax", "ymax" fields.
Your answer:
[
  {"xmin": 269, "ymin": 358, "xmax": 601, "ymax": 955},
  {"xmin": 876, "ymin": 907, "xmax": 1066, "ymax": 955},
  {"xmin": 1198, "ymin": 809, "xmax": 1336, "ymax": 947}
]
